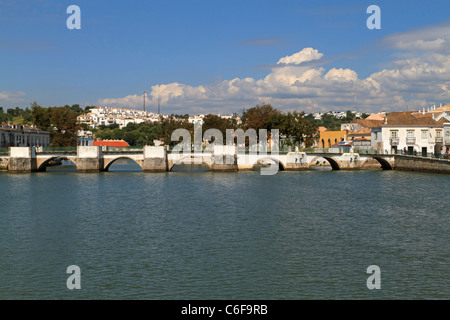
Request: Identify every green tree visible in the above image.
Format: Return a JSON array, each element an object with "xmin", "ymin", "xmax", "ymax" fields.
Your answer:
[
  {"xmin": 124, "ymin": 130, "xmax": 140, "ymax": 146},
  {"xmin": 112, "ymin": 128, "xmax": 124, "ymax": 140},
  {"xmin": 0, "ymin": 111, "xmax": 12, "ymax": 124},
  {"xmin": 242, "ymin": 104, "xmax": 281, "ymax": 134},
  {"xmin": 22, "ymin": 108, "xmax": 33, "ymax": 123},
  {"xmin": 31, "ymin": 102, "xmax": 52, "ymax": 131},
  {"xmin": 69, "ymin": 104, "xmax": 84, "ymax": 115},
  {"xmin": 267, "ymin": 111, "xmax": 318, "ymax": 147},
  {"xmin": 285, "ymin": 112, "xmax": 318, "ymax": 147},
  {"xmin": 80, "ymin": 123, "xmax": 90, "ymax": 131},
  {"xmin": 84, "ymin": 106, "xmax": 96, "ymax": 113},
  {"xmin": 160, "ymin": 117, "xmax": 193, "ymax": 146},
  {"xmin": 50, "ymin": 107, "xmax": 80, "ymax": 146},
  {"xmin": 201, "ymin": 114, "xmax": 238, "ymax": 143},
  {"xmin": 343, "ymin": 110, "xmax": 356, "ymax": 122},
  {"xmin": 7, "ymin": 108, "xmax": 16, "ymax": 117}
]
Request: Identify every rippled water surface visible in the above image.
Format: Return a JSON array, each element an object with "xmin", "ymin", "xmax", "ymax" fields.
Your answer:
[{"xmin": 0, "ymin": 161, "xmax": 448, "ymax": 299}]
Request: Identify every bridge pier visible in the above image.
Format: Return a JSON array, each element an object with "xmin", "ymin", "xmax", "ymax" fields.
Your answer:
[
  {"xmin": 8, "ymin": 147, "xmax": 37, "ymax": 173},
  {"xmin": 76, "ymin": 146, "xmax": 104, "ymax": 173},
  {"xmin": 337, "ymin": 153, "xmax": 362, "ymax": 170},
  {"xmin": 285, "ymin": 152, "xmax": 309, "ymax": 171},
  {"xmin": 142, "ymin": 146, "xmax": 168, "ymax": 172},
  {"xmin": 211, "ymin": 146, "xmax": 238, "ymax": 172}
]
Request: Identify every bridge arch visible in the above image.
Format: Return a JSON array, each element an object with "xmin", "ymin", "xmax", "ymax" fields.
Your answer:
[
  {"xmin": 104, "ymin": 156, "xmax": 143, "ymax": 172},
  {"xmin": 37, "ymin": 157, "xmax": 76, "ymax": 172},
  {"xmin": 309, "ymin": 156, "xmax": 341, "ymax": 170},
  {"xmin": 169, "ymin": 155, "xmax": 212, "ymax": 172},
  {"xmin": 361, "ymin": 157, "xmax": 393, "ymax": 170},
  {"xmin": 252, "ymin": 157, "xmax": 286, "ymax": 171}
]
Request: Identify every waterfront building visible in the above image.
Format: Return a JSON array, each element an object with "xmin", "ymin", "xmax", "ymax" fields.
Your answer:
[
  {"xmin": 318, "ymin": 130, "xmax": 348, "ymax": 148},
  {"xmin": 0, "ymin": 123, "xmax": 50, "ymax": 148},
  {"xmin": 348, "ymin": 127, "xmax": 371, "ymax": 141},
  {"xmin": 371, "ymin": 127, "xmax": 383, "ymax": 151},
  {"xmin": 352, "ymin": 137, "xmax": 371, "ymax": 150},
  {"xmin": 341, "ymin": 117, "xmax": 385, "ymax": 132},
  {"xmin": 444, "ymin": 123, "xmax": 450, "ymax": 153},
  {"xmin": 341, "ymin": 114, "xmax": 385, "ymax": 152},
  {"xmin": 380, "ymin": 111, "xmax": 448, "ymax": 155}
]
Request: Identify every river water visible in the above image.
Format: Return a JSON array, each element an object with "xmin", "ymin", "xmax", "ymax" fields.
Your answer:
[{"xmin": 0, "ymin": 161, "xmax": 448, "ymax": 299}]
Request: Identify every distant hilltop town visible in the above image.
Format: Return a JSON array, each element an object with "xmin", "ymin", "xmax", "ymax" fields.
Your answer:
[
  {"xmin": 76, "ymin": 106, "xmax": 368, "ymax": 130},
  {"xmin": 76, "ymin": 107, "xmax": 241, "ymax": 129}
]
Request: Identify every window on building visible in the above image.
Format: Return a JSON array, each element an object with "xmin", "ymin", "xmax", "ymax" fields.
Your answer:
[
  {"xmin": 391, "ymin": 131, "xmax": 398, "ymax": 138},
  {"xmin": 407, "ymin": 131, "xmax": 414, "ymax": 139},
  {"xmin": 436, "ymin": 130, "xmax": 442, "ymax": 138},
  {"xmin": 422, "ymin": 131, "xmax": 428, "ymax": 139}
]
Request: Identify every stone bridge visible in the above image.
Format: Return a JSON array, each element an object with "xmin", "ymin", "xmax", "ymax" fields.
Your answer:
[{"xmin": 1, "ymin": 146, "xmax": 397, "ymax": 173}]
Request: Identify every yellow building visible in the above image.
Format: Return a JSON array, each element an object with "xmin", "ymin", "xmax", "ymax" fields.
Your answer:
[{"xmin": 318, "ymin": 130, "xmax": 348, "ymax": 148}]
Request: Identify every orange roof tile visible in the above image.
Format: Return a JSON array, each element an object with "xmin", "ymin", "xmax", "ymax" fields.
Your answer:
[
  {"xmin": 352, "ymin": 119, "xmax": 384, "ymax": 128},
  {"xmin": 93, "ymin": 140, "xmax": 130, "ymax": 147},
  {"xmin": 385, "ymin": 111, "xmax": 440, "ymax": 126},
  {"xmin": 366, "ymin": 113, "xmax": 386, "ymax": 121},
  {"xmin": 349, "ymin": 128, "xmax": 372, "ymax": 135}
]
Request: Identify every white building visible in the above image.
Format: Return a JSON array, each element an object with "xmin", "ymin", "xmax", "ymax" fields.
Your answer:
[
  {"xmin": 188, "ymin": 115, "xmax": 205, "ymax": 126},
  {"xmin": 380, "ymin": 111, "xmax": 449, "ymax": 155},
  {"xmin": 78, "ymin": 107, "xmax": 160, "ymax": 128},
  {"xmin": 0, "ymin": 124, "xmax": 50, "ymax": 148}
]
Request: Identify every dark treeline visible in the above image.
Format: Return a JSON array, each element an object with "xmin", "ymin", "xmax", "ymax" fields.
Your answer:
[{"xmin": 0, "ymin": 106, "xmax": 33, "ymax": 124}]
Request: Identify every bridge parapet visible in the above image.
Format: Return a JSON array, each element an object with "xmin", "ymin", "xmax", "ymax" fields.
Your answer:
[{"xmin": 395, "ymin": 155, "xmax": 450, "ymax": 173}]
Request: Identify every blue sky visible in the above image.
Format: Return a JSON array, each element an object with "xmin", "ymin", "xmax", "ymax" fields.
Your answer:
[{"xmin": 1, "ymin": 0, "xmax": 449, "ymax": 114}]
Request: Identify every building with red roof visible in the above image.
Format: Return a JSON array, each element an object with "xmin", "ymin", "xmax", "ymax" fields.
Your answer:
[{"xmin": 93, "ymin": 140, "xmax": 130, "ymax": 148}]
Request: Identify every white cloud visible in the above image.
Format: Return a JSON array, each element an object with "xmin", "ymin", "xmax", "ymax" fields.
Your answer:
[
  {"xmin": 324, "ymin": 68, "xmax": 358, "ymax": 82},
  {"xmin": 99, "ymin": 93, "xmax": 142, "ymax": 108},
  {"xmin": 0, "ymin": 91, "xmax": 26, "ymax": 104},
  {"xmin": 277, "ymin": 47, "xmax": 323, "ymax": 65},
  {"xmin": 381, "ymin": 22, "xmax": 450, "ymax": 53}
]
